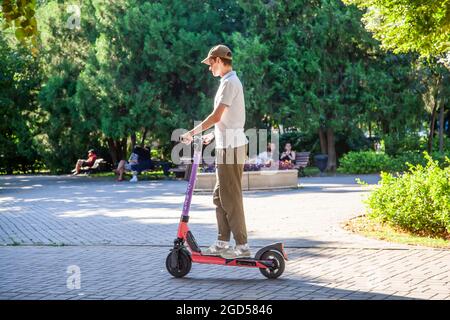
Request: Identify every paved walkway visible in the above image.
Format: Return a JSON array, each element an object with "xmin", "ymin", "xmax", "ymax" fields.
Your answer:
[{"xmin": 0, "ymin": 174, "xmax": 449, "ymax": 300}]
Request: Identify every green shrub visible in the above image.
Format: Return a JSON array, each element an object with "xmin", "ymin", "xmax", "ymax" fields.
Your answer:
[
  {"xmin": 432, "ymin": 135, "xmax": 450, "ymax": 153},
  {"xmin": 338, "ymin": 151, "xmax": 391, "ymax": 174},
  {"xmin": 430, "ymin": 151, "xmax": 450, "ymax": 168},
  {"xmin": 388, "ymin": 151, "xmax": 427, "ymax": 172},
  {"xmin": 382, "ymin": 133, "xmax": 426, "ymax": 156},
  {"xmin": 365, "ymin": 153, "xmax": 450, "ymax": 237},
  {"xmin": 339, "ymin": 150, "xmax": 450, "ymax": 174}
]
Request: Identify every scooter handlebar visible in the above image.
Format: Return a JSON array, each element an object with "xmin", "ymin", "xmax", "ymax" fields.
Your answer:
[{"xmin": 192, "ymin": 136, "xmax": 203, "ymax": 152}]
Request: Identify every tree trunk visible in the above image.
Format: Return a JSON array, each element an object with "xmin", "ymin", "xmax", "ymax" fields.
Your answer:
[
  {"xmin": 131, "ymin": 133, "xmax": 137, "ymax": 149},
  {"xmin": 439, "ymin": 104, "xmax": 445, "ymax": 153},
  {"xmin": 326, "ymin": 127, "xmax": 336, "ymax": 172},
  {"xmin": 381, "ymin": 119, "xmax": 390, "ymax": 135},
  {"xmin": 427, "ymin": 73, "xmax": 443, "ymax": 154},
  {"xmin": 319, "ymin": 127, "xmax": 327, "ymax": 154},
  {"xmin": 427, "ymin": 101, "xmax": 438, "ymax": 154},
  {"xmin": 107, "ymin": 138, "xmax": 128, "ymax": 165},
  {"xmin": 107, "ymin": 138, "xmax": 118, "ymax": 165},
  {"xmin": 141, "ymin": 128, "xmax": 148, "ymax": 146}
]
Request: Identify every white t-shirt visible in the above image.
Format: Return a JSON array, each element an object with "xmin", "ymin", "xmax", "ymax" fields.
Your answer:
[
  {"xmin": 214, "ymin": 70, "xmax": 248, "ymax": 149},
  {"xmin": 257, "ymin": 151, "xmax": 273, "ymax": 164}
]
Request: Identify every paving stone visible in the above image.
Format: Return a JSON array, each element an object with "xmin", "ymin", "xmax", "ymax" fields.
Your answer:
[{"xmin": 1, "ymin": 175, "xmax": 449, "ymax": 300}]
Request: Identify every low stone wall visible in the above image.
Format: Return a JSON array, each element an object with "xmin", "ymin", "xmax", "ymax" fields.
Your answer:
[{"xmin": 194, "ymin": 169, "xmax": 299, "ymax": 192}]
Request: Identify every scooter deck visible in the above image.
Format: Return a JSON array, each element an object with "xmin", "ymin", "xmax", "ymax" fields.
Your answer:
[
  {"xmin": 204, "ymin": 255, "xmax": 262, "ymax": 262},
  {"xmin": 192, "ymin": 252, "xmax": 274, "ymax": 268}
]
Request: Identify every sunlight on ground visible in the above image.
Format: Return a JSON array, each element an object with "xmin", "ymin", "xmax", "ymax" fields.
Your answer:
[
  {"xmin": 125, "ymin": 196, "xmax": 184, "ymax": 204},
  {"xmin": 0, "ymin": 197, "xmax": 15, "ymax": 202},
  {"xmin": 58, "ymin": 208, "xmax": 180, "ymax": 220},
  {"xmin": 0, "ymin": 206, "xmax": 21, "ymax": 212}
]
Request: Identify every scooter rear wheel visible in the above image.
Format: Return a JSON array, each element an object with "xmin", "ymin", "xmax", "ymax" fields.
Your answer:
[
  {"xmin": 259, "ymin": 250, "xmax": 285, "ymax": 279},
  {"xmin": 166, "ymin": 249, "xmax": 192, "ymax": 278}
]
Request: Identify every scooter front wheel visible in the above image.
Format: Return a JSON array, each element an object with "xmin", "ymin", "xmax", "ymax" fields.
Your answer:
[
  {"xmin": 259, "ymin": 250, "xmax": 285, "ymax": 279},
  {"xmin": 166, "ymin": 249, "xmax": 192, "ymax": 278}
]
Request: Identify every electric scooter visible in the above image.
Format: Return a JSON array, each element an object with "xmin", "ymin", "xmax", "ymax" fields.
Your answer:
[{"xmin": 166, "ymin": 136, "xmax": 287, "ymax": 279}]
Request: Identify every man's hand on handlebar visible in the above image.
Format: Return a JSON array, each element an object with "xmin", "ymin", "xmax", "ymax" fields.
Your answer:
[
  {"xmin": 181, "ymin": 131, "xmax": 215, "ymax": 145},
  {"xmin": 180, "ymin": 131, "xmax": 193, "ymax": 144},
  {"xmin": 202, "ymin": 132, "xmax": 215, "ymax": 145}
]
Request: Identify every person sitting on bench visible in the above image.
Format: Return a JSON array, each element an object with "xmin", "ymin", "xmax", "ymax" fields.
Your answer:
[
  {"xmin": 72, "ymin": 149, "xmax": 97, "ymax": 175},
  {"xmin": 257, "ymin": 142, "xmax": 278, "ymax": 169},
  {"xmin": 114, "ymin": 145, "xmax": 170, "ymax": 182},
  {"xmin": 114, "ymin": 145, "xmax": 150, "ymax": 182},
  {"xmin": 279, "ymin": 142, "xmax": 296, "ymax": 170},
  {"xmin": 280, "ymin": 142, "xmax": 296, "ymax": 162}
]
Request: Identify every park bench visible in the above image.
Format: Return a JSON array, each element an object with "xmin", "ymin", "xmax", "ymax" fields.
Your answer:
[
  {"xmin": 293, "ymin": 152, "xmax": 310, "ymax": 174},
  {"xmin": 137, "ymin": 160, "xmax": 171, "ymax": 177},
  {"xmin": 169, "ymin": 157, "xmax": 193, "ymax": 180},
  {"xmin": 80, "ymin": 158, "xmax": 109, "ymax": 175},
  {"xmin": 169, "ymin": 156, "xmax": 216, "ymax": 180}
]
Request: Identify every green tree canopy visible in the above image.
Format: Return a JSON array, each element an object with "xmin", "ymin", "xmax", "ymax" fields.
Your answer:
[
  {"xmin": 343, "ymin": 0, "xmax": 450, "ymax": 59},
  {"xmin": 0, "ymin": 33, "xmax": 41, "ymax": 173},
  {"xmin": 1, "ymin": 0, "xmax": 440, "ymax": 173},
  {"xmin": 233, "ymin": 0, "xmax": 423, "ymax": 170}
]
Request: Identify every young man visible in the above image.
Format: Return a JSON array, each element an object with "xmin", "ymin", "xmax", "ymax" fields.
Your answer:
[{"xmin": 181, "ymin": 44, "xmax": 250, "ymax": 259}]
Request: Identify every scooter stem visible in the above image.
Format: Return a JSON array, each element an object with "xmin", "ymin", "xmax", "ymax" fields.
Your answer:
[{"xmin": 181, "ymin": 137, "xmax": 202, "ymax": 217}]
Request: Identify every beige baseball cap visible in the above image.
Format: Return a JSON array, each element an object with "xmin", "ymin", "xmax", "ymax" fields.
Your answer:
[{"xmin": 201, "ymin": 44, "xmax": 232, "ymax": 65}]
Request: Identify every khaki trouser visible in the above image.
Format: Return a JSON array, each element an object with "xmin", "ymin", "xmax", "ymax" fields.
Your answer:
[{"xmin": 213, "ymin": 144, "xmax": 248, "ymax": 245}]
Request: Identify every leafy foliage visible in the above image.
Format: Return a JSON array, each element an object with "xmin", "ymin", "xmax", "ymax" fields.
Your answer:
[
  {"xmin": 1, "ymin": 0, "xmax": 39, "ymax": 54},
  {"xmin": 0, "ymin": 0, "xmax": 447, "ymax": 173},
  {"xmin": 0, "ymin": 33, "xmax": 41, "ymax": 173},
  {"xmin": 33, "ymin": 0, "xmax": 246, "ymax": 170},
  {"xmin": 339, "ymin": 151, "xmax": 392, "ymax": 173},
  {"xmin": 366, "ymin": 153, "xmax": 450, "ymax": 237},
  {"xmin": 343, "ymin": 0, "xmax": 450, "ymax": 59},
  {"xmin": 339, "ymin": 150, "xmax": 450, "ymax": 173}
]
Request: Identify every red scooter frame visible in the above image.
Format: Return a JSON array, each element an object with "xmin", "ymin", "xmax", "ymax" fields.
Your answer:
[{"xmin": 166, "ymin": 137, "xmax": 288, "ymax": 279}]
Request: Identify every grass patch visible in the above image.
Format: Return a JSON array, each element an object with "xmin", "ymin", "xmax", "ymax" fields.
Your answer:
[
  {"xmin": 302, "ymin": 166, "xmax": 321, "ymax": 177},
  {"xmin": 343, "ymin": 215, "xmax": 450, "ymax": 249},
  {"xmin": 0, "ymin": 169, "xmax": 51, "ymax": 175}
]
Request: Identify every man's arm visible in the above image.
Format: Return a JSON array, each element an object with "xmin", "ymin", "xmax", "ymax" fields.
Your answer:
[{"xmin": 181, "ymin": 104, "xmax": 227, "ymax": 142}]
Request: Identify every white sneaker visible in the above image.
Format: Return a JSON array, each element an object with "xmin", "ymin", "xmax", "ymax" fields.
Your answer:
[
  {"xmin": 203, "ymin": 240, "xmax": 230, "ymax": 256},
  {"xmin": 130, "ymin": 176, "xmax": 138, "ymax": 182},
  {"xmin": 221, "ymin": 244, "xmax": 252, "ymax": 259}
]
